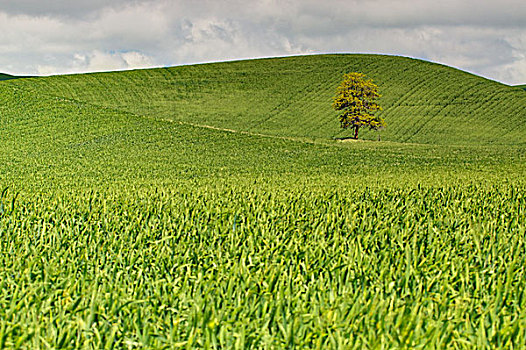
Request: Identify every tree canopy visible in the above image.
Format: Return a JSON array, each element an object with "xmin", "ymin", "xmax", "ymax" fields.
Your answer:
[{"xmin": 333, "ymin": 72, "xmax": 385, "ymax": 139}]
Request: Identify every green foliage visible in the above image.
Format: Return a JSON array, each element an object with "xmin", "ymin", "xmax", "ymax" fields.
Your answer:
[
  {"xmin": 0, "ymin": 55, "xmax": 525, "ymax": 348},
  {"xmin": 1, "ymin": 181, "xmax": 526, "ymax": 348},
  {"xmin": 7, "ymin": 54, "xmax": 526, "ymax": 145},
  {"xmin": 333, "ymin": 72, "xmax": 385, "ymax": 139}
]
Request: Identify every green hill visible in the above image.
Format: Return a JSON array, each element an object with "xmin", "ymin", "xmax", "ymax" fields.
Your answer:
[
  {"xmin": 518, "ymin": 84, "xmax": 526, "ymax": 90},
  {"xmin": 0, "ymin": 73, "xmax": 30, "ymax": 81},
  {"xmin": 7, "ymin": 54, "xmax": 526, "ymax": 145},
  {"xmin": 5, "ymin": 77, "xmax": 520, "ymax": 188},
  {"xmin": 0, "ymin": 73, "xmax": 17, "ymax": 81},
  {"xmin": 1, "ymin": 55, "xmax": 526, "ymax": 348}
]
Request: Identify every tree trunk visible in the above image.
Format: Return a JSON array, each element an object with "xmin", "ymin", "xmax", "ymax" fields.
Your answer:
[{"xmin": 354, "ymin": 127, "xmax": 359, "ymax": 139}]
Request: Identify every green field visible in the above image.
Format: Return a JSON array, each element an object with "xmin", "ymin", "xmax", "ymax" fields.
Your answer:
[
  {"xmin": 1, "ymin": 54, "xmax": 526, "ymax": 348},
  {"xmin": 7, "ymin": 55, "xmax": 526, "ymax": 146}
]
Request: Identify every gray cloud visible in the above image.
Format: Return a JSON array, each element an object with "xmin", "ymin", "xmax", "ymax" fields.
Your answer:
[
  {"xmin": 0, "ymin": 0, "xmax": 153, "ymax": 18},
  {"xmin": 0, "ymin": 0, "xmax": 525, "ymax": 84}
]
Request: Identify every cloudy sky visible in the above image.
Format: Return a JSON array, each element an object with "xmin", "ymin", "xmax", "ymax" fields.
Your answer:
[{"xmin": 1, "ymin": 0, "xmax": 525, "ymax": 84}]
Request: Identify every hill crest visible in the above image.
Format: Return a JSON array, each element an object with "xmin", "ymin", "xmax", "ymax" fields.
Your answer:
[
  {"xmin": 5, "ymin": 54, "xmax": 526, "ymax": 146},
  {"xmin": 0, "ymin": 73, "xmax": 16, "ymax": 81}
]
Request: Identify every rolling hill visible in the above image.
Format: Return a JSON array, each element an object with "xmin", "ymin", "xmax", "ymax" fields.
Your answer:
[
  {"xmin": 6, "ymin": 54, "xmax": 526, "ymax": 146},
  {"xmin": 5, "ymin": 76, "xmax": 521, "ymax": 189},
  {"xmin": 0, "ymin": 73, "xmax": 17, "ymax": 81},
  {"xmin": 1, "ymin": 55, "xmax": 526, "ymax": 348}
]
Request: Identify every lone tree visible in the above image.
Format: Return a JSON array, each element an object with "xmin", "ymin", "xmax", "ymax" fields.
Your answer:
[{"xmin": 333, "ymin": 72, "xmax": 385, "ymax": 140}]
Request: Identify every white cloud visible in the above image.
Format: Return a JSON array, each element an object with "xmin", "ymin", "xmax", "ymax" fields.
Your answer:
[
  {"xmin": 0, "ymin": 0, "xmax": 525, "ymax": 84},
  {"xmin": 121, "ymin": 51, "xmax": 155, "ymax": 68},
  {"xmin": 37, "ymin": 50, "xmax": 155, "ymax": 75}
]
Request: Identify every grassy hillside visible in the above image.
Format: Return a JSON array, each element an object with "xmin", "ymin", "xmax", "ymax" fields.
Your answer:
[
  {"xmin": 1, "ymin": 56, "xmax": 526, "ymax": 348},
  {"xmin": 0, "ymin": 73, "xmax": 30, "ymax": 81},
  {"xmin": 4, "ymin": 81, "xmax": 522, "ymax": 189},
  {"xmin": 8, "ymin": 54, "xmax": 526, "ymax": 145},
  {"xmin": 0, "ymin": 73, "xmax": 17, "ymax": 81},
  {"xmin": 518, "ymin": 84, "xmax": 526, "ymax": 90}
]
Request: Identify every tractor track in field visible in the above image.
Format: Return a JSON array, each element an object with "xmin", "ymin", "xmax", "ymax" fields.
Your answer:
[
  {"xmin": 154, "ymin": 116, "xmax": 427, "ymax": 148},
  {"xmin": 158, "ymin": 117, "xmax": 330, "ymax": 146}
]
